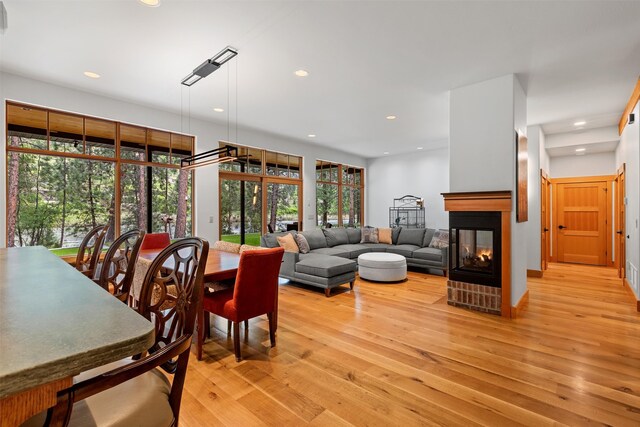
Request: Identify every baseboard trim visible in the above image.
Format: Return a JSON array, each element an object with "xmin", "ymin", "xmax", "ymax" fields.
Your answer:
[
  {"xmin": 527, "ymin": 269, "xmax": 543, "ymax": 278},
  {"xmin": 510, "ymin": 289, "xmax": 529, "ymax": 319},
  {"xmin": 623, "ymin": 278, "xmax": 640, "ymax": 312}
]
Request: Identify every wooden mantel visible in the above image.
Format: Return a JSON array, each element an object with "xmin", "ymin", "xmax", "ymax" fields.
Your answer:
[{"xmin": 442, "ymin": 191, "xmax": 513, "ymax": 318}]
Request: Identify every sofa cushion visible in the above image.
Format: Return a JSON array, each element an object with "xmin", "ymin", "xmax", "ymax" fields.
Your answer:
[
  {"xmin": 294, "ymin": 234, "xmax": 310, "ymax": 254},
  {"xmin": 336, "ymin": 244, "xmax": 371, "ymax": 258},
  {"xmin": 300, "ymin": 229, "xmax": 328, "ymax": 250},
  {"xmin": 397, "ymin": 228, "xmax": 426, "ymax": 246},
  {"xmin": 309, "ymin": 247, "xmax": 350, "ymax": 258},
  {"xmin": 360, "ymin": 243, "xmax": 392, "ymax": 252},
  {"xmin": 360, "ymin": 227, "xmax": 379, "ymax": 243},
  {"xmin": 296, "ymin": 255, "xmax": 357, "ymax": 277},
  {"xmin": 323, "ymin": 228, "xmax": 349, "ymax": 247},
  {"xmin": 391, "ymin": 227, "xmax": 402, "ymax": 244},
  {"xmin": 262, "ymin": 231, "xmax": 295, "ymax": 248},
  {"xmin": 429, "ymin": 229, "xmax": 450, "ymax": 249},
  {"xmin": 412, "ymin": 247, "xmax": 444, "ymax": 262},
  {"xmin": 346, "ymin": 228, "xmax": 362, "ymax": 244},
  {"xmin": 387, "ymin": 244, "xmax": 421, "ymax": 258},
  {"xmin": 422, "ymin": 228, "xmax": 436, "ymax": 247}
]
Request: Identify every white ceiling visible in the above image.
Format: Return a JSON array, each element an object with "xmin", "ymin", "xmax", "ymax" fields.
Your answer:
[{"xmin": 1, "ymin": 1, "xmax": 639, "ymax": 158}]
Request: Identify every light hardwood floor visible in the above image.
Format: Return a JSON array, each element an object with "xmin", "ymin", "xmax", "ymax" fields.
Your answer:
[{"xmin": 181, "ymin": 263, "xmax": 640, "ymax": 426}]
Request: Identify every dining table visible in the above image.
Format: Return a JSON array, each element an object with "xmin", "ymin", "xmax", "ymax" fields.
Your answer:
[{"xmin": 0, "ymin": 246, "xmax": 155, "ymax": 427}]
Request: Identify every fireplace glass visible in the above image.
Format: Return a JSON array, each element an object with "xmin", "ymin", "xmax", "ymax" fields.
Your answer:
[{"xmin": 449, "ymin": 211, "xmax": 501, "ymax": 287}]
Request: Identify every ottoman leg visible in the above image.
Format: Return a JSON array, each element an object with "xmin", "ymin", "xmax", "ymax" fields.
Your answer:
[
  {"xmin": 349, "ymin": 280, "xmax": 355, "ymax": 290},
  {"xmin": 325, "ymin": 288, "xmax": 331, "ymax": 297}
]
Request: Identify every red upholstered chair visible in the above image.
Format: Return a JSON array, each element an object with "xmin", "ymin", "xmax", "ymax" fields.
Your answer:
[
  {"xmin": 202, "ymin": 247, "xmax": 284, "ymax": 362},
  {"xmin": 140, "ymin": 232, "xmax": 171, "ymax": 250}
]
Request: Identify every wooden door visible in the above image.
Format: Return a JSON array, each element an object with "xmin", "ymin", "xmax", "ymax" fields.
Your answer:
[
  {"xmin": 555, "ymin": 179, "xmax": 609, "ymax": 265},
  {"xmin": 615, "ymin": 165, "xmax": 626, "ymax": 278},
  {"xmin": 540, "ymin": 171, "xmax": 551, "ymax": 270}
]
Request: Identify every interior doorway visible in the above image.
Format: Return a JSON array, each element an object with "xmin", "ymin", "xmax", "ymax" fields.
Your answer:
[
  {"xmin": 540, "ymin": 170, "xmax": 551, "ymax": 271},
  {"xmin": 551, "ymin": 176, "xmax": 614, "ymax": 266}
]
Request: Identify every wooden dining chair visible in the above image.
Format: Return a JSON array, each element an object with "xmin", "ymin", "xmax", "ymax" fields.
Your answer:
[
  {"xmin": 75, "ymin": 224, "xmax": 109, "ymax": 278},
  {"xmin": 94, "ymin": 229, "xmax": 145, "ymax": 303},
  {"xmin": 140, "ymin": 232, "xmax": 171, "ymax": 250},
  {"xmin": 201, "ymin": 247, "xmax": 284, "ymax": 362},
  {"xmin": 37, "ymin": 238, "xmax": 209, "ymax": 427}
]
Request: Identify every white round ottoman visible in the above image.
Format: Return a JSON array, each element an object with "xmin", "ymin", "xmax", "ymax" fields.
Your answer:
[{"xmin": 358, "ymin": 252, "xmax": 407, "ymax": 282}]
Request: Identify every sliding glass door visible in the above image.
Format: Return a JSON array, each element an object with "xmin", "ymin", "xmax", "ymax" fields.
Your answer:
[
  {"xmin": 220, "ymin": 178, "xmax": 263, "ymax": 246},
  {"xmin": 267, "ymin": 181, "xmax": 299, "ymax": 233}
]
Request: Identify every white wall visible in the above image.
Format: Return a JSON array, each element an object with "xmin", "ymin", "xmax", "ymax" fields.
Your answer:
[
  {"xmin": 545, "ymin": 126, "xmax": 619, "ymax": 149},
  {"xmin": 450, "ymin": 74, "xmax": 528, "ymax": 306},
  {"xmin": 366, "ymin": 147, "xmax": 449, "ymax": 229},
  {"xmin": 539, "ymin": 129, "xmax": 550, "ymax": 174},
  {"xmin": 549, "ymin": 152, "xmax": 616, "ymax": 178},
  {"xmin": 0, "ymin": 72, "xmax": 366, "ymax": 247},
  {"xmin": 615, "ymin": 101, "xmax": 640, "ymax": 297}
]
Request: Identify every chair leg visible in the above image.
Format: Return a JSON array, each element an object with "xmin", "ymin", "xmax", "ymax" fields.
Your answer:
[
  {"xmin": 325, "ymin": 288, "xmax": 331, "ymax": 297},
  {"xmin": 244, "ymin": 319, "xmax": 249, "ymax": 331},
  {"xmin": 197, "ymin": 310, "xmax": 204, "ymax": 361},
  {"xmin": 227, "ymin": 319, "xmax": 232, "ymax": 335},
  {"xmin": 267, "ymin": 312, "xmax": 276, "ymax": 347},
  {"xmin": 233, "ymin": 321, "xmax": 242, "ymax": 362},
  {"xmin": 349, "ymin": 280, "xmax": 355, "ymax": 290}
]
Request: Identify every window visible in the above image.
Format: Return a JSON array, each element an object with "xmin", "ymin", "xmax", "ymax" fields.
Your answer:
[
  {"xmin": 316, "ymin": 160, "xmax": 364, "ymax": 228},
  {"xmin": 6, "ymin": 102, "xmax": 195, "ymax": 254},
  {"xmin": 218, "ymin": 142, "xmax": 302, "ymax": 244}
]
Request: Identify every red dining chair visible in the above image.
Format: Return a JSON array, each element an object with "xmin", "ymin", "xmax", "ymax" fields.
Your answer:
[
  {"xmin": 201, "ymin": 247, "xmax": 284, "ymax": 362},
  {"xmin": 140, "ymin": 232, "xmax": 171, "ymax": 250}
]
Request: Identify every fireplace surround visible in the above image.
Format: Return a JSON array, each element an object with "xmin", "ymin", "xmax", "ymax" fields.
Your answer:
[{"xmin": 442, "ymin": 191, "xmax": 512, "ymax": 317}]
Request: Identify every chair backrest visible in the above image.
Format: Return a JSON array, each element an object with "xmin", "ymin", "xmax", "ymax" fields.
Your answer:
[
  {"xmin": 232, "ymin": 247, "xmax": 284, "ymax": 320},
  {"xmin": 138, "ymin": 238, "xmax": 209, "ymax": 360},
  {"xmin": 140, "ymin": 232, "xmax": 171, "ymax": 250},
  {"xmin": 95, "ymin": 229, "xmax": 145, "ymax": 302},
  {"xmin": 75, "ymin": 225, "xmax": 109, "ymax": 275}
]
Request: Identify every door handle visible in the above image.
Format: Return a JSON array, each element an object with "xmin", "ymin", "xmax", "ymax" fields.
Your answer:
[
  {"xmin": 558, "ymin": 225, "xmax": 566, "ymax": 230},
  {"xmin": 617, "ymin": 230, "xmax": 623, "ymax": 235},
  {"xmin": 544, "ymin": 228, "xmax": 549, "ymax": 232}
]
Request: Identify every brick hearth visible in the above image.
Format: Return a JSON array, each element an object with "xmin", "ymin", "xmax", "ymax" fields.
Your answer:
[{"xmin": 447, "ymin": 280, "xmax": 502, "ymax": 315}]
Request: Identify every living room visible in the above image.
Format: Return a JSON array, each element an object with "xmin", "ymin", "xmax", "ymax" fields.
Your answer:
[{"xmin": 2, "ymin": 1, "xmax": 640, "ymax": 426}]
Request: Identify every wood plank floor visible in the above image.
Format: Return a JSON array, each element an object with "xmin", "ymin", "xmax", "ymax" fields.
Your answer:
[{"xmin": 181, "ymin": 263, "xmax": 640, "ymax": 426}]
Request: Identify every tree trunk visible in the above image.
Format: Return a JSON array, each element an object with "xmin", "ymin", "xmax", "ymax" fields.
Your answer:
[
  {"xmin": 106, "ymin": 196, "xmax": 116, "ymax": 242},
  {"xmin": 59, "ymin": 157, "xmax": 67, "ymax": 247},
  {"xmin": 87, "ymin": 162, "xmax": 97, "ymax": 229},
  {"xmin": 175, "ymin": 170, "xmax": 189, "ymax": 238},
  {"xmin": 348, "ymin": 186, "xmax": 355, "ymax": 227},
  {"xmin": 31, "ymin": 156, "xmax": 43, "ymax": 246},
  {"xmin": 137, "ymin": 166, "xmax": 146, "ymax": 230},
  {"xmin": 269, "ymin": 184, "xmax": 279, "ymax": 232},
  {"xmin": 7, "ymin": 137, "xmax": 21, "ymax": 247}
]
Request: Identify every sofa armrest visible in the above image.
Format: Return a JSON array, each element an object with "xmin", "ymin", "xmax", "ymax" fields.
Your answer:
[
  {"xmin": 281, "ymin": 251, "xmax": 299, "ymax": 277},
  {"xmin": 440, "ymin": 247, "xmax": 449, "ymax": 270}
]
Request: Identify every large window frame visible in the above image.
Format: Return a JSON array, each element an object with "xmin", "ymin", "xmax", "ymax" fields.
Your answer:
[
  {"xmin": 218, "ymin": 142, "xmax": 303, "ymax": 244},
  {"xmin": 316, "ymin": 160, "xmax": 365, "ymax": 228},
  {"xmin": 5, "ymin": 101, "xmax": 195, "ymax": 249}
]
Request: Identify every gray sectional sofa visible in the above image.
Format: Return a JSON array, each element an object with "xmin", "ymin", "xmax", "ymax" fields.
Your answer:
[{"xmin": 261, "ymin": 227, "xmax": 448, "ymax": 296}]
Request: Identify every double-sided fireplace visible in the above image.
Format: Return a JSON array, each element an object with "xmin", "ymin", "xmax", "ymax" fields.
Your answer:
[
  {"xmin": 442, "ymin": 191, "xmax": 512, "ymax": 317},
  {"xmin": 449, "ymin": 211, "xmax": 501, "ymax": 287}
]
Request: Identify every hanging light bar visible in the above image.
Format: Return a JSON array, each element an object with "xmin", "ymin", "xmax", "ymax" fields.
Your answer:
[
  {"xmin": 180, "ymin": 143, "xmax": 239, "ymax": 170},
  {"xmin": 181, "ymin": 46, "xmax": 238, "ymax": 87}
]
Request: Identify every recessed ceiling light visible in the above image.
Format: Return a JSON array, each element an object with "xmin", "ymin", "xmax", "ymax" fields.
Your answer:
[
  {"xmin": 138, "ymin": 0, "xmax": 160, "ymax": 6},
  {"xmin": 575, "ymin": 148, "xmax": 586, "ymax": 152},
  {"xmin": 574, "ymin": 121, "xmax": 586, "ymax": 126},
  {"xmin": 386, "ymin": 115, "xmax": 397, "ymax": 120},
  {"xmin": 383, "ymin": 151, "xmax": 389, "ymax": 155},
  {"xmin": 294, "ymin": 69, "xmax": 309, "ymax": 77},
  {"xmin": 213, "ymin": 108, "xmax": 224, "ymax": 112},
  {"xmin": 417, "ymin": 147, "xmax": 423, "ymax": 150},
  {"xmin": 83, "ymin": 71, "xmax": 100, "ymax": 79},
  {"xmin": 307, "ymin": 134, "xmax": 316, "ymax": 138}
]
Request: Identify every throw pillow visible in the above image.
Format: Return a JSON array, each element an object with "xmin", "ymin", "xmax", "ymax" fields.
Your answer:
[
  {"xmin": 294, "ymin": 233, "xmax": 310, "ymax": 254},
  {"xmin": 378, "ymin": 227, "xmax": 392, "ymax": 244},
  {"xmin": 239, "ymin": 244, "xmax": 270, "ymax": 254},
  {"xmin": 277, "ymin": 233, "xmax": 299, "ymax": 253},
  {"xmin": 360, "ymin": 227, "xmax": 379, "ymax": 244},
  {"xmin": 429, "ymin": 229, "xmax": 450, "ymax": 249}
]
